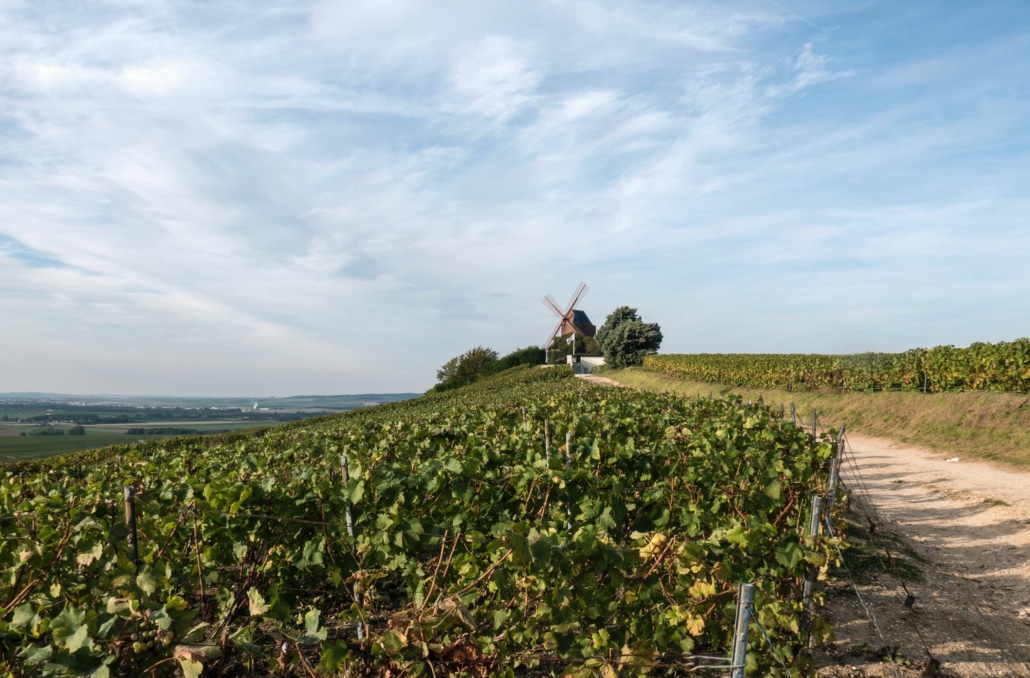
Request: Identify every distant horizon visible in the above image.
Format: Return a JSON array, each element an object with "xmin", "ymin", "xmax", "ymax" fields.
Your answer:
[
  {"xmin": 0, "ymin": 391, "xmax": 424, "ymax": 401},
  {"xmin": 7, "ymin": 331, "xmax": 1030, "ymax": 399}
]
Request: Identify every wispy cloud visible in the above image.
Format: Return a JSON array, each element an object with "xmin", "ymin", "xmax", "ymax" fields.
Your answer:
[
  {"xmin": 0, "ymin": 233, "xmax": 69, "ymax": 269},
  {"xmin": 1, "ymin": 1, "xmax": 1028, "ymax": 394}
]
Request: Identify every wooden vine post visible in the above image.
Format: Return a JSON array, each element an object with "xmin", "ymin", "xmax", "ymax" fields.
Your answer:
[
  {"xmin": 124, "ymin": 486, "xmax": 139, "ymax": 570},
  {"xmin": 544, "ymin": 419, "xmax": 551, "ymax": 459},
  {"xmin": 565, "ymin": 431, "xmax": 573, "ymax": 531},
  {"xmin": 340, "ymin": 454, "xmax": 365, "ymax": 641}
]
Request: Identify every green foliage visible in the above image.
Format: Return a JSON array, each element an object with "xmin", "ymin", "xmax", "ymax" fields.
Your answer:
[
  {"xmin": 495, "ymin": 345, "xmax": 546, "ymax": 371},
  {"xmin": 67, "ymin": 426, "xmax": 86, "ymax": 436},
  {"xmin": 645, "ymin": 338, "xmax": 1030, "ymax": 392},
  {"xmin": 547, "ymin": 334, "xmax": 600, "ymax": 364},
  {"xmin": 595, "ymin": 306, "xmax": 640, "ymax": 351},
  {"xmin": 433, "ymin": 346, "xmax": 499, "ymax": 392},
  {"xmin": 0, "ymin": 365, "xmax": 836, "ymax": 676},
  {"xmin": 597, "ymin": 307, "xmax": 663, "ymax": 369},
  {"xmin": 604, "ymin": 321, "xmax": 664, "ymax": 369}
]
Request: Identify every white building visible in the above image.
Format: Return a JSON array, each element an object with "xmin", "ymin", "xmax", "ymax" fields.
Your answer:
[{"xmin": 566, "ymin": 355, "xmax": 605, "ymax": 374}]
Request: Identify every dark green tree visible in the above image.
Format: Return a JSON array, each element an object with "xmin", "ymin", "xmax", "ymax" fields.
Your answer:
[
  {"xmin": 595, "ymin": 306, "xmax": 641, "ymax": 351},
  {"xmin": 68, "ymin": 425, "xmax": 86, "ymax": 435},
  {"xmin": 596, "ymin": 306, "xmax": 662, "ymax": 369},
  {"xmin": 433, "ymin": 346, "xmax": 500, "ymax": 392},
  {"xmin": 496, "ymin": 345, "xmax": 546, "ymax": 371}
]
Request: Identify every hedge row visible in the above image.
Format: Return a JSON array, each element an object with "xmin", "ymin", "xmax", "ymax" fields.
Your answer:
[{"xmin": 643, "ymin": 338, "xmax": 1030, "ymax": 393}]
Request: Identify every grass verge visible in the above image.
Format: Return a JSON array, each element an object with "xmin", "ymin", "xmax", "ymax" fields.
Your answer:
[
  {"xmin": 601, "ymin": 367, "xmax": 1030, "ymax": 469},
  {"xmin": 830, "ymin": 503, "xmax": 925, "ymax": 586}
]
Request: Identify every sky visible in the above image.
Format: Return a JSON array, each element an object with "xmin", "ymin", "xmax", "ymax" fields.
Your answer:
[{"xmin": 1, "ymin": 1, "xmax": 1028, "ymax": 396}]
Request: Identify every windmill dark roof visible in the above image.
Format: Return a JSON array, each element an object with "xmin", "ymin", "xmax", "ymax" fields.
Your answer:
[{"xmin": 569, "ymin": 310, "xmax": 596, "ymax": 338}]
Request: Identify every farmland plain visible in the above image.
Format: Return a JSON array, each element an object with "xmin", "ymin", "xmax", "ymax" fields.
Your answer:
[{"xmin": 0, "ymin": 392, "xmax": 419, "ymax": 464}]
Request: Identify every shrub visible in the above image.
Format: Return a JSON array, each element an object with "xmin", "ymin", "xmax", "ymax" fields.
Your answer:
[{"xmin": 597, "ymin": 306, "xmax": 663, "ymax": 369}]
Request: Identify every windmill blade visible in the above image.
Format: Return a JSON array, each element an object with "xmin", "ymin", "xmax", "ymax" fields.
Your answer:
[
  {"xmin": 564, "ymin": 282, "xmax": 589, "ymax": 314},
  {"xmin": 543, "ymin": 294, "xmax": 565, "ymax": 318},
  {"xmin": 543, "ymin": 318, "xmax": 565, "ymax": 348}
]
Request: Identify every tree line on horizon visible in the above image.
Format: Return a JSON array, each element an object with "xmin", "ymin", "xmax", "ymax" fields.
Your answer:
[{"xmin": 431, "ymin": 306, "xmax": 663, "ymax": 392}]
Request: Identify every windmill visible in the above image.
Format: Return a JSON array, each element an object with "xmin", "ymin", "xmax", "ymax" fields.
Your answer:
[{"xmin": 542, "ymin": 282, "xmax": 597, "ymax": 355}]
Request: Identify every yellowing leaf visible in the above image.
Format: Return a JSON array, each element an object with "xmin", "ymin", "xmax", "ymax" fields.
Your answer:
[
  {"xmin": 639, "ymin": 533, "xmax": 667, "ymax": 560},
  {"xmin": 178, "ymin": 658, "xmax": 204, "ymax": 678},
  {"xmin": 685, "ymin": 614, "xmax": 705, "ymax": 637},
  {"xmin": 688, "ymin": 580, "xmax": 717, "ymax": 601},
  {"xmin": 247, "ymin": 588, "xmax": 269, "ymax": 616}
]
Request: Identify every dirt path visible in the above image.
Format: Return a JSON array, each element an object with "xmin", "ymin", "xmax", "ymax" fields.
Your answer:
[
  {"xmin": 576, "ymin": 374, "xmax": 627, "ymax": 387},
  {"xmin": 818, "ymin": 434, "xmax": 1030, "ymax": 677}
]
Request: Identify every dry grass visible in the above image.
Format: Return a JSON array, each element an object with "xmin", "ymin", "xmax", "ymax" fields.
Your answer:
[{"xmin": 602, "ymin": 368, "xmax": 1030, "ymax": 468}]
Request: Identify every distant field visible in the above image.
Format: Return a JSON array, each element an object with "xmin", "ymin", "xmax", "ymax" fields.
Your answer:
[
  {"xmin": 0, "ymin": 421, "xmax": 272, "ymax": 463},
  {"xmin": 0, "ymin": 391, "xmax": 421, "ymax": 464},
  {"xmin": 0, "ymin": 430, "xmax": 130, "ymax": 462},
  {"xmin": 84, "ymin": 420, "xmax": 273, "ymax": 434}
]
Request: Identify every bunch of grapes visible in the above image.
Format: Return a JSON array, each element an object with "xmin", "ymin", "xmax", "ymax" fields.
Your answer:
[{"xmin": 128, "ymin": 617, "xmax": 172, "ymax": 655}]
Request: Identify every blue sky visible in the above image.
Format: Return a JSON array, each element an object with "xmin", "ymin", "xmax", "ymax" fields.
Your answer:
[{"xmin": 1, "ymin": 1, "xmax": 1028, "ymax": 395}]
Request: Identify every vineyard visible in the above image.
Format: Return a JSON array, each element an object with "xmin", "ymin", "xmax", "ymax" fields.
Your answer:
[
  {"xmin": 643, "ymin": 338, "xmax": 1030, "ymax": 393},
  {"xmin": 0, "ymin": 366, "xmax": 837, "ymax": 677}
]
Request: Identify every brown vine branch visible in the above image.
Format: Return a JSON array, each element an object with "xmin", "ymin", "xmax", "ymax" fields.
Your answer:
[
  {"xmin": 453, "ymin": 548, "xmax": 513, "ymax": 598},
  {"xmin": 420, "ymin": 529, "xmax": 450, "ymax": 614}
]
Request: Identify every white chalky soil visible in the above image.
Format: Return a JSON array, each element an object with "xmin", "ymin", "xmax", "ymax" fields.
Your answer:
[{"xmin": 817, "ymin": 434, "xmax": 1030, "ymax": 677}]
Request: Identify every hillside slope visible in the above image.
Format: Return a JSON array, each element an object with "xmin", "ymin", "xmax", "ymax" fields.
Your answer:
[
  {"xmin": 1, "ymin": 365, "xmax": 837, "ymax": 676},
  {"xmin": 602, "ymin": 368, "xmax": 1030, "ymax": 469}
]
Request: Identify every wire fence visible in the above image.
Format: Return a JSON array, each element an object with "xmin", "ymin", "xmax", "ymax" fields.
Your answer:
[{"xmin": 820, "ymin": 431, "xmax": 942, "ymax": 674}]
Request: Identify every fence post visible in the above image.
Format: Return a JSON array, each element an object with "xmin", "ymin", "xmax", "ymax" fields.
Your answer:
[
  {"xmin": 341, "ymin": 454, "xmax": 365, "ymax": 641},
  {"xmin": 811, "ymin": 409, "xmax": 817, "ymax": 437},
  {"xmin": 545, "ymin": 419, "xmax": 551, "ymax": 460},
  {"xmin": 730, "ymin": 582, "xmax": 754, "ymax": 678},
  {"xmin": 802, "ymin": 495, "xmax": 824, "ymax": 614},
  {"xmin": 825, "ymin": 424, "xmax": 846, "ymax": 509},
  {"xmin": 124, "ymin": 487, "xmax": 139, "ymax": 570},
  {"xmin": 790, "ymin": 403, "xmax": 796, "ymax": 426},
  {"xmin": 565, "ymin": 432, "xmax": 573, "ymax": 531}
]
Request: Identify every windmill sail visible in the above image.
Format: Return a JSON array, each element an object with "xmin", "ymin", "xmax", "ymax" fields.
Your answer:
[{"xmin": 542, "ymin": 282, "xmax": 596, "ymax": 347}]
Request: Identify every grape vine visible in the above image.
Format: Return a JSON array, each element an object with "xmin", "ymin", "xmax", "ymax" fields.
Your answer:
[{"xmin": 0, "ymin": 366, "xmax": 836, "ymax": 676}]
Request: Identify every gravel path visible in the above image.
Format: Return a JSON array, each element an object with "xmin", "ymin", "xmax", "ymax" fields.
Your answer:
[{"xmin": 818, "ymin": 434, "xmax": 1030, "ymax": 677}]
